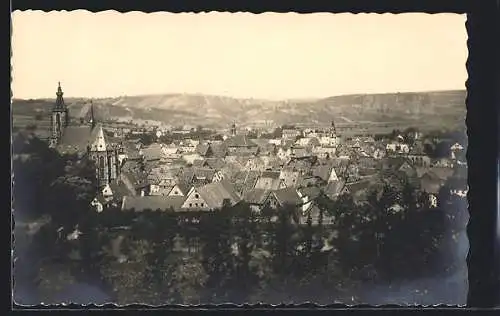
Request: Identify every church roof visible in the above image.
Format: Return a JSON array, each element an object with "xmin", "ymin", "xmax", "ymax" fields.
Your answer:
[
  {"xmin": 225, "ymin": 135, "xmax": 258, "ymax": 148},
  {"xmin": 57, "ymin": 126, "xmax": 94, "ymax": 153}
]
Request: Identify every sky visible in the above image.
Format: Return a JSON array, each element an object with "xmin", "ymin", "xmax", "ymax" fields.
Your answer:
[{"xmin": 11, "ymin": 11, "xmax": 467, "ymax": 100}]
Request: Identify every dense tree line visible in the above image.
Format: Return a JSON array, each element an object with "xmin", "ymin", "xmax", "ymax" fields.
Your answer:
[{"xmin": 13, "ymin": 132, "xmax": 465, "ymax": 305}]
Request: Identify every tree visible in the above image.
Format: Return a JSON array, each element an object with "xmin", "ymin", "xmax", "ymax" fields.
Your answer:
[{"xmin": 199, "ymin": 205, "xmax": 236, "ymax": 303}]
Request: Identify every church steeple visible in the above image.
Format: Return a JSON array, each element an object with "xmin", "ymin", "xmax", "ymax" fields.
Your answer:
[
  {"xmin": 89, "ymin": 100, "xmax": 96, "ymax": 129},
  {"xmin": 54, "ymin": 81, "xmax": 66, "ymax": 111},
  {"xmin": 331, "ymin": 120, "xmax": 337, "ymax": 135},
  {"xmin": 51, "ymin": 82, "xmax": 69, "ymax": 143}
]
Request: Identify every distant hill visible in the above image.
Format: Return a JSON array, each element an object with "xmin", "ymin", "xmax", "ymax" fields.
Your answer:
[{"xmin": 12, "ymin": 90, "xmax": 466, "ymax": 131}]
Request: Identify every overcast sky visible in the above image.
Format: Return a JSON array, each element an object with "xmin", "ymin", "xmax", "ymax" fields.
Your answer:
[{"xmin": 12, "ymin": 11, "xmax": 467, "ymax": 100}]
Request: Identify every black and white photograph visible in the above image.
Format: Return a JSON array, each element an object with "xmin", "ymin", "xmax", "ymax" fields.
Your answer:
[{"xmin": 12, "ymin": 11, "xmax": 469, "ymax": 306}]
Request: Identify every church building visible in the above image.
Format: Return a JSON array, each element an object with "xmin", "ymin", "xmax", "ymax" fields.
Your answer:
[{"xmin": 49, "ymin": 82, "xmax": 120, "ymax": 188}]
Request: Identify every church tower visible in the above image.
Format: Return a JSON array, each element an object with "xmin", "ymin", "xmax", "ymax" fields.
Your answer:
[
  {"xmin": 230, "ymin": 122, "xmax": 237, "ymax": 137},
  {"xmin": 51, "ymin": 82, "xmax": 69, "ymax": 144},
  {"xmin": 330, "ymin": 120, "xmax": 337, "ymax": 136},
  {"xmin": 87, "ymin": 106, "xmax": 120, "ymax": 188}
]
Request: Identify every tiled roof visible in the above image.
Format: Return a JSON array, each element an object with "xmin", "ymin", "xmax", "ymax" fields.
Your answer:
[
  {"xmin": 122, "ymin": 196, "xmax": 186, "ymax": 212},
  {"xmin": 142, "ymin": 143, "xmax": 163, "ymax": 161},
  {"xmin": 197, "ymin": 180, "xmax": 241, "ymax": 209},
  {"xmin": 244, "ymin": 188, "xmax": 271, "ymax": 205}
]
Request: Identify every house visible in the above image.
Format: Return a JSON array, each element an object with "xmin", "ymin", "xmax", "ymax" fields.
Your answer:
[
  {"xmin": 141, "ymin": 143, "xmax": 164, "ymax": 162},
  {"xmin": 250, "ymin": 139, "xmax": 277, "ymax": 156},
  {"xmin": 192, "ymin": 168, "xmax": 217, "ymax": 185},
  {"xmin": 291, "ymin": 146, "xmax": 312, "ymax": 158},
  {"xmin": 254, "ymin": 171, "xmax": 285, "ymax": 191},
  {"xmin": 277, "ymin": 146, "xmax": 293, "ymax": 161},
  {"xmin": 182, "ymin": 153, "xmax": 203, "ymax": 165},
  {"xmin": 231, "ymin": 170, "xmax": 261, "ymax": 196},
  {"xmin": 120, "ymin": 171, "xmax": 149, "ymax": 196},
  {"xmin": 225, "ymin": 135, "xmax": 260, "ymax": 156},
  {"xmin": 181, "ymin": 180, "xmax": 241, "ymax": 210},
  {"xmin": 279, "ymin": 168, "xmax": 302, "ymax": 188},
  {"xmin": 312, "ymin": 164, "xmax": 339, "ymax": 184},
  {"xmin": 312, "ymin": 146, "xmax": 337, "ymax": 159},
  {"xmin": 282, "ymin": 129, "xmax": 302, "ymax": 140},
  {"xmin": 244, "ymin": 188, "xmax": 272, "ymax": 213},
  {"xmin": 346, "ymin": 180, "xmax": 372, "ymax": 204},
  {"xmin": 272, "ymin": 187, "xmax": 304, "ymax": 209},
  {"xmin": 167, "ymin": 180, "xmax": 193, "ymax": 197},
  {"xmin": 244, "ymin": 157, "xmax": 269, "ymax": 172},
  {"xmin": 196, "ymin": 143, "xmax": 214, "ymax": 158},
  {"xmin": 91, "ymin": 195, "xmax": 108, "ymax": 213},
  {"xmin": 407, "ymin": 147, "xmax": 432, "ymax": 167},
  {"xmin": 204, "ymin": 158, "xmax": 226, "ymax": 171},
  {"xmin": 121, "ymin": 195, "xmax": 186, "ymax": 212}
]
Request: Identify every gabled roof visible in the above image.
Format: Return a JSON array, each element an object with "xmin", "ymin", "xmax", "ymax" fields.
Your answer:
[
  {"xmin": 244, "ymin": 188, "xmax": 271, "ymax": 205},
  {"xmin": 312, "ymin": 165, "xmax": 333, "ymax": 182},
  {"xmin": 429, "ymin": 167, "xmax": 454, "ymax": 181},
  {"xmin": 225, "ymin": 135, "xmax": 258, "ymax": 148},
  {"xmin": 272, "ymin": 187, "xmax": 303, "ymax": 207},
  {"xmin": 196, "ymin": 144, "xmax": 212, "ymax": 156},
  {"xmin": 197, "ymin": 180, "xmax": 241, "ymax": 209},
  {"xmin": 122, "ymin": 196, "xmax": 186, "ymax": 212},
  {"xmin": 172, "ymin": 180, "xmax": 192, "ymax": 195},
  {"xmin": 142, "ymin": 143, "xmax": 163, "ymax": 161},
  {"xmin": 193, "ymin": 168, "xmax": 216, "ymax": 180}
]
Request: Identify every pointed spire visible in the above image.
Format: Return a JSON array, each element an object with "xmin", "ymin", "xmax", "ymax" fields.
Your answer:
[{"xmin": 89, "ymin": 100, "xmax": 96, "ymax": 129}]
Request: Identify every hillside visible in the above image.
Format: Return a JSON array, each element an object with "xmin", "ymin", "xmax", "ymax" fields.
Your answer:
[{"xmin": 12, "ymin": 90, "xmax": 466, "ymax": 131}]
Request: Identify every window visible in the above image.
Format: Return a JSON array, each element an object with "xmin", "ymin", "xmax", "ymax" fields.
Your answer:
[
  {"xmin": 174, "ymin": 191, "xmax": 178, "ymax": 195},
  {"xmin": 201, "ymin": 203, "xmax": 204, "ymax": 207},
  {"xmin": 195, "ymin": 194, "xmax": 199, "ymax": 199},
  {"xmin": 189, "ymin": 203, "xmax": 192, "ymax": 207},
  {"xmin": 195, "ymin": 203, "xmax": 198, "ymax": 207}
]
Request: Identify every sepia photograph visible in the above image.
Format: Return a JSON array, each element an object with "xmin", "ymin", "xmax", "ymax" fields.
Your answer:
[{"xmin": 12, "ymin": 11, "xmax": 469, "ymax": 306}]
